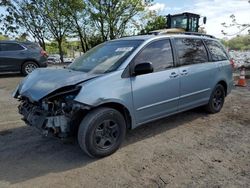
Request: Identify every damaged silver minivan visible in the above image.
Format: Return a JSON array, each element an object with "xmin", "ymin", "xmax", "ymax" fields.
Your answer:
[{"xmin": 13, "ymin": 34, "xmax": 233, "ymax": 157}]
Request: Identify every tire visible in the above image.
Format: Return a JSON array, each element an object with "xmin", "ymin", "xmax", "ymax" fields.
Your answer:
[
  {"xmin": 21, "ymin": 61, "xmax": 38, "ymax": 75},
  {"xmin": 205, "ymin": 84, "xmax": 225, "ymax": 114},
  {"xmin": 78, "ymin": 107, "xmax": 126, "ymax": 158}
]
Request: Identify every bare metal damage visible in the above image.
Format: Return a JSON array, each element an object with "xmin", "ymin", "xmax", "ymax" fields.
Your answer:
[
  {"xmin": 15, "ymin": 68, "xmax": 98, "ymax": 138},
  {"xmin": 18, "ymin": 89, "xmax": 90, "ymax": 138}
]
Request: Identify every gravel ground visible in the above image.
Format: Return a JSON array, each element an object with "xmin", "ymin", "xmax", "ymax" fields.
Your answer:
[{"xmin": 0, "ymin": 73, "xmax": 249, "ymax": 188}]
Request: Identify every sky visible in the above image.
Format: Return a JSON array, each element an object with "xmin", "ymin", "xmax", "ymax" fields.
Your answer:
[
  {"xmin": 0, "ymin": 0, "xmax": 249, "ymax": 39},
  {"xmin": 153, "ymin": 0, "xmax": 250, "ymax": 38}
]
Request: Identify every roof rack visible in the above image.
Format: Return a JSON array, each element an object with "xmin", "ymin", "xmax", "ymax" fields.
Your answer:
[
  {"xmin": 181, "ymin": 32, "xmax": 215, "ymax": 38},
  {"xmin": 148, "ymin": 29, "xmax": 216, "ymax": 39}
]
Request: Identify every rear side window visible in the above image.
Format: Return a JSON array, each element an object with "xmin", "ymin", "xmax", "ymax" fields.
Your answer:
[
  {"xmin": 0, "ymin": 43, "xmax": 24, "ymax": 51},
  {"xmin": 175, "ymin": 38, "xmax": 208, "ymax": 66},
  {"xmin": 133, "ymin": 39, "xmax": 174, "ymax": 72},
  {"xmin": 204, "ymin": 40, "xmax": 228, "ymax": 61}
]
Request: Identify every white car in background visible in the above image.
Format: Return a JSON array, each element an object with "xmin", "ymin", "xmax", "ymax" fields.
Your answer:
[
  {"xmin": 63, "ymin": 57, "xmax": 74, "ymax": 64},
  {"xmin": 47, "ymin": 54, "xmax": 61, "ymax": 64}
]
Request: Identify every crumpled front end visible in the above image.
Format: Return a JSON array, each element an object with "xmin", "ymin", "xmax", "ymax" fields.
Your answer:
[
  {"xmin": 13, "ymin": 68, "xmax": 101, "ymax": 137},
  {"xmin": 17, "ymin": 86, "xmax": 89, "ymax": 138}
]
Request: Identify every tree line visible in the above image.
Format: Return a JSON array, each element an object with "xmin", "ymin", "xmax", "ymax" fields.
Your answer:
[
  {"xmin": 221, "ymin": 35, "xmax": 250, "ymax": 51},
  {"xmin": 0, "ymin": 0, "xmax": 164, "ymax": 62}
]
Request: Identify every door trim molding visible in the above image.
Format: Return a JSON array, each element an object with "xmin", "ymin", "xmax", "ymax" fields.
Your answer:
[
  {"xmin": 179, "ymin": 88, "xmax": 211, "ymax": 99},
  {"xmin": 137, "ymin": 96, "xmax": 179, "ymax": 111},
  {"xmin": 136, "ymin": 88, "xmax": 210, "ymax": 111}
]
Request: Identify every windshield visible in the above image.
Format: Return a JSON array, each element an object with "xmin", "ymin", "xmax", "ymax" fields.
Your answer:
[{"xmin": 68, "ymin": 40, "xmax": 143, "ymax": 74}]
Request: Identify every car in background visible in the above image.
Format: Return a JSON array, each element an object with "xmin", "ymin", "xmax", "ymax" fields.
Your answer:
[
  {"xmin": 63, "ymin": 57, "xmax": 74, "ymax": 64},
  {"xmin": 47, "ymin": 54, "xmax": 61, "ymax": 64},
  {"xmin": 0, "ymin": 40, "xmax": 48, "ymax": 75}
]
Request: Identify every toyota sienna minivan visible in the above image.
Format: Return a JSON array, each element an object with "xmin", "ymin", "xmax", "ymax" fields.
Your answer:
[{"xmin": 13, "ymin": 34, "xmax": 234, "ymax": 158}]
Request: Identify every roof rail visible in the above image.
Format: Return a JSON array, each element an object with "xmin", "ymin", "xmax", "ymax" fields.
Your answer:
[
  {"xmin": 148, "ymin": 29, "xmax": 216, "ymax": 39},
  {"xmin": 181, "ymin": 32, "xmax": 216, "ymax": 38}
]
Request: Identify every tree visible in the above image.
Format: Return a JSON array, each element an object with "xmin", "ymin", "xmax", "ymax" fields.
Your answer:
[
  {"xmin": 32, "ymin": 0, "xmax": 80, "ymax": 62},
  {"xmin": 221, "ymin": 1, "xmax": 250, "ymax": 36},
  {"xmin": 0, "ymin": 0, "xmax": 48, "ymax": 50},
  {"xmin": 221, "ymin": 14, "xmax": 250, "ymax": 36},
  {"xmin": 85, "ymin": 0, "xmax": 153, "ymax": 41},
  {"xmin": 15, "ymin": 33, "xmax": 29, "ymax": 41},
  {"xmin": 140, "ymin": 15, "xmax": 166, "ymax": 34},
  {"xmin": 66, "ymin": 0, "xmax": 92, "ymax": 52},
  {"xmin": 0, "ymin": 34, "xmax": 9, "ymax": 40},
  {"xmin": 221, "ymin": 35, "xmax": 250, "ymax": 50}
]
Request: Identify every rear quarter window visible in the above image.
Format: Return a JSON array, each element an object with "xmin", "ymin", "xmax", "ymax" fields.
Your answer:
[{"xmin": 204, "ymin": 40, "xmax": 228, "ymax": 61}]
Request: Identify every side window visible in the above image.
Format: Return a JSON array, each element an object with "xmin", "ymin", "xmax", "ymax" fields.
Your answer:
[
  {"xmin": 204, "ymin": 40, "xmax": 228, "ymax": 61},
  {"xmin": 175, "ymin": 38, "xmax": 208, "ymax": 66},
  {"xmin": 0, "ymin": 43, "xmax": 24, "ymax": 51},
  {"xmin": 133, "ymin": 39, "xmax": 174, "ymax": 72}
]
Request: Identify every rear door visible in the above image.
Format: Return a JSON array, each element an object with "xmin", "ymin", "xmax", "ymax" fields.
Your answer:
[
  {"xmin": 174, "ymin": 37, "xmax": 214, "ymax": 111},
  {"xmin": 130, "ymin": 39, "xmax": 180, "ymax": 124},
  {"xmin": 0, "ymin": 43, "xmax": 26, "ymax": 71}
]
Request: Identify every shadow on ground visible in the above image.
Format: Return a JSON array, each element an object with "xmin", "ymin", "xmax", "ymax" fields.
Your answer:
[
  {"xmin": 0, "ymin": 108, "xmax": 208, "ymax": 184},
  {"xmin": 0, "ymin": 73, "xmax": 23, "ymax": 78}
]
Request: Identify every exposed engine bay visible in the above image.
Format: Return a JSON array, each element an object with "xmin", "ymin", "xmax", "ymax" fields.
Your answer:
[{"xmin": 18, "ymin": 86, "xmax": 89, "ymax": 138}]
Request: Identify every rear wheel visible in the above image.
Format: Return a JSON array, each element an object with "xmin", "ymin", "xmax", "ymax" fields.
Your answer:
[
  {"xmin": 205, "ymin": 84, "xmax": 225, "ymax": 113},
  {"xmin": 78, "ymin": 107, "xmax": 126, "ymax": 158},
  {"xmin": 21, "ymin": 61, "xmax": 38, "ymax": 75}
]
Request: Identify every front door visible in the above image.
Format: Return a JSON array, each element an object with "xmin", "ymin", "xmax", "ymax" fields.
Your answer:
[{"xmin": 130, "ymin": 39, "xmax": 180, "ymax": 125}]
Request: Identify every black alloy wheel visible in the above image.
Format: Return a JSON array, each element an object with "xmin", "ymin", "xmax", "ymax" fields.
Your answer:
[{"xmin": 78, "ymin": 107, "xmax": 126, "ymax": 158}]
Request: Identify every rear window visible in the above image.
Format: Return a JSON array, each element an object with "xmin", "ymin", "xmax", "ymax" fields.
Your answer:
[
  {"xmin": 0, "ymin": 43, "xmax": 24, "ymax": 51},
  {"xmin": 175, "ymin": 38, "xmax": 208, "ymax": 66},
  {"xmin": 204, "ymin": 40, "xmax": 228, "ymax": 61}
]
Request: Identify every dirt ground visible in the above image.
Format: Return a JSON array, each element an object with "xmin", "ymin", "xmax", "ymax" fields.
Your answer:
[{"xmin": 0, "ymin": 73, "xmax": 249, "ymax": 188}]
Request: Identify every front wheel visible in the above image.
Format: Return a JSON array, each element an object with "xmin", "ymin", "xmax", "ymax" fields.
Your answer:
[
  {"xmin": 205, "ymin": 84, "xmax": 225, "ymax": 114},
  {"xmin": 78, "ymin": 107, "xmax": 126, "ymax": 158}
]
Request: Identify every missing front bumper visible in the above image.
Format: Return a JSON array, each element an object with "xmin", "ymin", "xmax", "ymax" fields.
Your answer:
[{"xmin": 18, "ymin": 100, "xmax": 71, "ymax": 138}]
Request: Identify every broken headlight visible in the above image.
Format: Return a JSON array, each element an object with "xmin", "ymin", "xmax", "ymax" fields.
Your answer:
[
  {"xmin": 45, "ymin": 85, "xmax": 82, "ymax": 101},
  {"xmin": 41, "ymin": 85, "xmax": 82, "ymax": 115}
]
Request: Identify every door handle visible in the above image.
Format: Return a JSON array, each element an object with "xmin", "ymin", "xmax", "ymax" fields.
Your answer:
[
  {"xmin": 169, "ymin": 72, "xmax": 178, "ymax": 78},
  {"xmin": 180, "ymin": 69, "xmax": 188, "ymax": 75}
]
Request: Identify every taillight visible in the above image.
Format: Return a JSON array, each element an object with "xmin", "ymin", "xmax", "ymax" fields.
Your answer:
[
  {"xmin": 230, "ymin": 58, "xmax": 235, "ymax": 69},
  {"xmin": 41, "ymin": 49, "xmax": 48, "ymax": 57}
]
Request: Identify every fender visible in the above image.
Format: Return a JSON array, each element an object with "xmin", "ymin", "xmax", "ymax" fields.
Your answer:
[{"xmin": 74, "ymin": 70, "xmax": 137, "ymax": 128}]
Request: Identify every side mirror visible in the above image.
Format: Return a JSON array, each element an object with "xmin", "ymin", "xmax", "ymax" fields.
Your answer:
[
  {"xmin": 203, "ymin": 17, "xmax": 207, "ymax": 24},
  {"xmin": 133, "ymin": 62, "xmax": 153, "ymax": 76}
]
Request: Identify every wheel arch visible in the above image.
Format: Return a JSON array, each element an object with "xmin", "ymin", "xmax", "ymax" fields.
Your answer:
[
  {"xmin": 71, "ymin": 101, "xmax": 133, "ymax": 138},
  {"xmin": 96, "ymin": 102, "xmax": 133, "ymax": 130},
  {"xmin": 217, "ymin": 80, "xmax": 227, "ymax": 96}
]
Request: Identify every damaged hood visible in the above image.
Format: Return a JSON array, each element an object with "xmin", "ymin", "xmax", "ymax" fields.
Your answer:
[{"xmin": 16, "ymin": 68, "xmax": 99, "ymax": 101}]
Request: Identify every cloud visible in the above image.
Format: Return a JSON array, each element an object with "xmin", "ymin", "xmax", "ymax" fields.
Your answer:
[
  {"xmin": 157, "ymin": 0, "xmax": 250, "ymax": 38},
  {"xmin": 189, "ymin": 0, "xmax": 250, "ymax": 38},
  {"xmin": 147, "ymin": 3, "xmax": 167, "ymax": 12}
]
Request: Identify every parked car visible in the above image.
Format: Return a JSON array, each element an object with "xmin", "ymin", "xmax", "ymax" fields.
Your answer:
[
  {"xmin": 63, "ymin": 57, "xmax": 74, "ymax": 64},
  {"xmin": 13, "ymin": 34, "xmax": 233, "ymax": 158},
  {"xmin": 0, "ymin": 40, "xmax": 48, "ymax": 75},
  {"xmin": 47, "ymin": 54, "xmax": 61, "ymax": 64}
]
